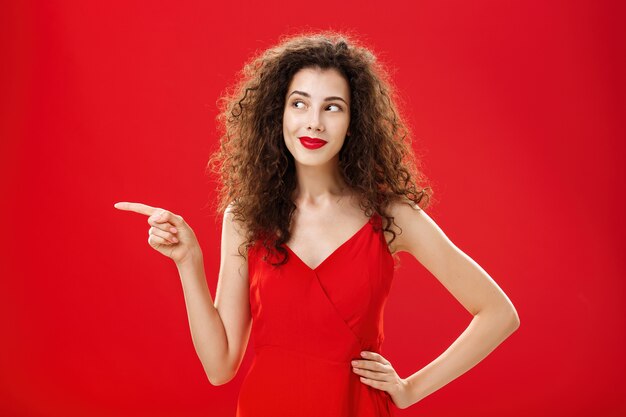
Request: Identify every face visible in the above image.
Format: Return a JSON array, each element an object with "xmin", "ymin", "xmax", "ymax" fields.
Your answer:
[{"xmin": 282, "ymin": 67, "xmax": 351, "ymax": 167}]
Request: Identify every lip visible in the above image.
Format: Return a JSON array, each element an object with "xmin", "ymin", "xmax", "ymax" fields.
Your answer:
[{"xmin": 299, "ymin": 136, "xmax": 328, "ymax": 150}]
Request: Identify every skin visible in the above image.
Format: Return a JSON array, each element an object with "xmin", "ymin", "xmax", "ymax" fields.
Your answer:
[
  {"xmin": 282, "ymin": 66, "xmax": 351, "ymax": 189},
  {"xmin": 281, "ymin": 67, "xmax": 372, "ymax": 268},
  {"xmin": 114, "ymin": 66, "xmax": 520, "ymax": 409}
]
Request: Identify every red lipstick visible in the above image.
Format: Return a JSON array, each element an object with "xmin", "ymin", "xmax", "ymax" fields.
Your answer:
[{"xmin": 299, "ymin": 136, "xmax": 327, "ymax": 149}]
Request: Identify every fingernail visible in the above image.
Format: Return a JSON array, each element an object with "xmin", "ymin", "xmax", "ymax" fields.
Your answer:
[
  {"xmin": 351, "ymin": 361, "xmax": 357, "ymax": 366},
  {"xmin": 361, "ymin": 352, "xmax": 367, "ymax": 357}
]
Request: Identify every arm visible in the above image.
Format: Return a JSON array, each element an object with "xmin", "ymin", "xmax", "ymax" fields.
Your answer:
[
  {"xmin": 113, "ymin": 201, "xmax": 251, "ymax": 386},
  {"xmin": 177, "ymin": 255, "xmax": 229, "ymax": 384},
  {"xmin": 177, "ymin": 207, "xmax": 252, "ymax": 386},
  {"xmin": 389, "ymin": 200, "xmax": 520, "ymax": 406}
]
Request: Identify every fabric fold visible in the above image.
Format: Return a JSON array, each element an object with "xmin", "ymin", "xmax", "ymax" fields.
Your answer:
[{"xmin": 240, "ymin": 213, "xmax": 396, "ymax": 416}]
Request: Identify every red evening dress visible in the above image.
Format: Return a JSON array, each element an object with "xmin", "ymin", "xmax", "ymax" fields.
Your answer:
[{"xmin": 236, "ymin": 213, "xmax": 396, "ymax": 417}]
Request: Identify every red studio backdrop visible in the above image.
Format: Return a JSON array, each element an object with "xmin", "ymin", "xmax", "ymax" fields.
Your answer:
[{"xmin": 1, "ymin": 1, "xmax": 624, "ymax": 416}]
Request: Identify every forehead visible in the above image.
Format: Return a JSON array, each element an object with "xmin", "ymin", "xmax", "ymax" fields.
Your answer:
[{"xmin": 286, "ymin": 67, "xmax": 350, "ymax": 100}]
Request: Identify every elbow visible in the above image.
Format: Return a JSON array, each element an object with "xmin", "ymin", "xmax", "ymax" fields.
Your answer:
[
  {"xmin": 511, "ymin": 310, "xmax": 520, "ymax": 331},
  {"xmin": 508, "ymin": 299, "xmax": 520, "ymax": 328},
  {"xmin": 208, "ymin": 377, "xmax": 227, "ymax": 387},
  {"xmin": 207, "ymin": 374, "xmax": 223, "ymax": 386},
  {"xmin": 497, "ymin": 294, "xmax": 521, "ymax": 332},
  {"xmin": 206, "ymin": 363, "xmax": 237, "ymax": 386},
  {"xmin": 477, "ymin": 303, "xmax": 520, "ymax": 334},
  {"xmin": 503, "ymin": 305, "xmax": 520, "ymax": 334},
  {"xmin": 205, "ymin": 352, "xmax": 245, "ymax": 386},
  {"xmin": 207, "ymin": 371, "xmax": 234, "ymax": 386}
]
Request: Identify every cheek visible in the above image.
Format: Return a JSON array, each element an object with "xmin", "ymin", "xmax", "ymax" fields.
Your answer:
[
  {"xmin": 282, "ymin": 116, "xmax": 295, "ymax": 151},
  {"xmin": 334, "ymin": 117, "xmax": 350, "ymax": 136},
  {"xmin": 282, "ymin": 111, "xmax": 297, "ymax": 131}
]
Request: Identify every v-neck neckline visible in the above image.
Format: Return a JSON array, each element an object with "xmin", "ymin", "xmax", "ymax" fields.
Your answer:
[{"xmin": 284, "ymin": 216, "xmax": 374, "ymax": 272}]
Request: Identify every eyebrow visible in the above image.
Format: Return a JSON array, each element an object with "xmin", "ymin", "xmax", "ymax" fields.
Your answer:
[{"xmin": 288, "ymin": 90, "xmax": 348, "ymax": 105}]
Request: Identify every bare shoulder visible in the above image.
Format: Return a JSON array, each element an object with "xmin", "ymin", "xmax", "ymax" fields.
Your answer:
[
  {"xmin": 385, "ymin": 198, "xmax": 520, "ymax": 324},
  {"xmin": 385, "ymin": 197, "xmax": 447, "ymax": 257}
]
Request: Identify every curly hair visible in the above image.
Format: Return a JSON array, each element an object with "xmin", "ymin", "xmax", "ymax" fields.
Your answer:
[{"xmin": 206, "ymin": 31, "xmax": 432, "ymax": 266}]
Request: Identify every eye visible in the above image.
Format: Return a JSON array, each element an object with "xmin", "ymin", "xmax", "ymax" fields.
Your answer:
[
  {"xmin": 291, "ymin": 100, "xmax": 306, "ymax": 109},
  {"xmin": 327, "ymin": 104, "xmax": 342, "ymax": 112}
]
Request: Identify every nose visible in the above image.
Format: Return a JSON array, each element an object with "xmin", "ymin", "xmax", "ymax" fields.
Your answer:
[{"xmin": 307, "ymin": 109, "xmax": 324, "ymax": 132}]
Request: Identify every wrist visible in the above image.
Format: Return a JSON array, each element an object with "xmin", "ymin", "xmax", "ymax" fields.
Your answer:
[
  {"xmin": 404, "ymin": 374, "xmax": 425, "ymax": 406},
  {"xmin": 176, "ymin": 249, "xmax": 204, "ymax": 270}
]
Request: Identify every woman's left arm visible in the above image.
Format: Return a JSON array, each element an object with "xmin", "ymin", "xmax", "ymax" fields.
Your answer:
[{"xmin": 387, "ymin": 201, "xmax": 520, "ymax": 408}]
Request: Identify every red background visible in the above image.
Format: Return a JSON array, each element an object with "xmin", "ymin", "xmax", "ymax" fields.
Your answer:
[{"xmin": 1, "ymin": 1, "xmax": 625, "ymax": 416}]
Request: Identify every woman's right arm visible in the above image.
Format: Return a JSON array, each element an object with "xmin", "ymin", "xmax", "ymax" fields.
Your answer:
[
  {"xmin": 114, "ymin": 201, "xmax": 252, "ymax": 386},
  {"xmin": 177, "ymin": 207, "xmax": 252, "ymax": 385}
]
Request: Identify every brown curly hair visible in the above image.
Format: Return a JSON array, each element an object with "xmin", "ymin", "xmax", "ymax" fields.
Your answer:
[{"xmin": 206, "ymin": 31, "xmax": 432, "ymax": 266}]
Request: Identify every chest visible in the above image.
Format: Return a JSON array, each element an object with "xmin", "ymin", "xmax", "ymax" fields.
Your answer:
[{"xmin": 284, "ymin": 217, "xmax": 372, "ymax": 271}]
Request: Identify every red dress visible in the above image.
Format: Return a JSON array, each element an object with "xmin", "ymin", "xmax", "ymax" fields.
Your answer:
[{"xmin": 237, "ymin": 213, "xmax": 396, "ymax": 417}]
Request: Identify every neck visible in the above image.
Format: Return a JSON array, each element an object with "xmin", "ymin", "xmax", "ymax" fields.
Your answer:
[{"xmin": 292, "ymin": 157, "xmax": 348, "ymax": 206}]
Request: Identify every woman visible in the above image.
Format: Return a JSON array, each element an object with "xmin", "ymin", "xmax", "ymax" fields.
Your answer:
[{"xmin": 114, "ymin": 32, "xmax": 519, "ymax": 416}]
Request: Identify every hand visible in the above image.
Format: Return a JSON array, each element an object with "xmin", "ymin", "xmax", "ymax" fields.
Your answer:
[
  {"xmin": 114, "ymin": 201, "xmax": 202, "ymax": 265},
  {"xmin": 352, "ymin": 351, "xmax": 414, "ymax": 410}
]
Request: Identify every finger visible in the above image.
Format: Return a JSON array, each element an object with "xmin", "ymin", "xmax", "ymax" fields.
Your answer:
[
  {"xmin": 352, "ymin": 367, "xmax": 392, "ymax": 382},
  {"xmin": 114, "ymin": 202, "xmax": 158, "ymax": 216},
  {"xmin": 358, "ymin": 377, "xmax": 386, "ymax": 390},
  {"xmin": 147, "ymin": 219, "xmax": 178, "ymax": 234},
  {"xmin": 361, "ymin": 351, "xmax": 391, "ymax": 365},
  {"xmin": 353, "ymin": 359, "xmax": 389, "ymax": 372},
  {"xmin": 148, "ymin": 226, "xmax": 179, "ymax": 244},
  {"xmin": 151, "ymin": 210, "xmax": 184, "ymax": 227},
  {"xmin": 148, "ymin": 234, "xmax": 174, "ymax": 246}
]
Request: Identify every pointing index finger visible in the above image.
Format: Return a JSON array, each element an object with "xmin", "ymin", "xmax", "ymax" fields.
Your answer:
[{"xmin": 113, "ymin": 202, "xmax": 158, "ymax": 216}]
